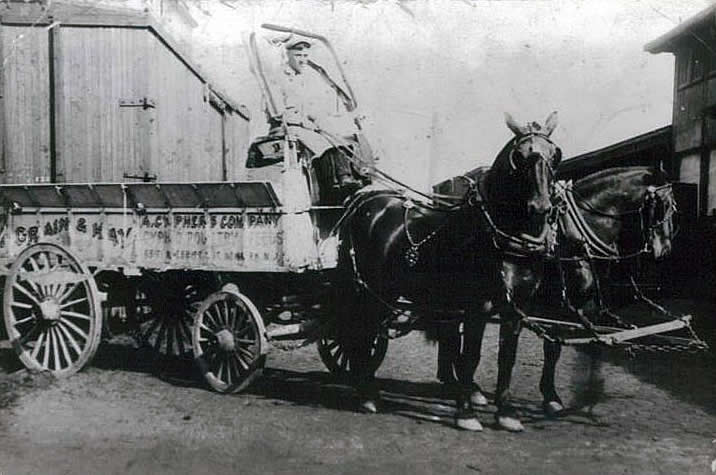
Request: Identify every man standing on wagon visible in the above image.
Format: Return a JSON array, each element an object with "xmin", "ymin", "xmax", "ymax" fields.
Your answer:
[{"xmin": 271, "ymin": 35, "xmax": 369, "ymax": 202}]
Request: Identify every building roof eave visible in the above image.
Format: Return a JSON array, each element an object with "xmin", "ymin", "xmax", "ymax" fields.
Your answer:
[
  {"xmin": 645, "ymin": 3, "xmax": 716, "ymax": 54},
  {"xmin": 558, "ymin": 125, "xmax": 672, "ymax": 177}
]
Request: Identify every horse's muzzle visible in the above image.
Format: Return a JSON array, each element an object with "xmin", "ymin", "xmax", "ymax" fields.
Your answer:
[
  {"xmin": 527, "ymin": 199, "xmax": 552, "ymax": 217},
  {"xmin": 519, "ymin": 221, "xmax": 552, "ymax": 249}
]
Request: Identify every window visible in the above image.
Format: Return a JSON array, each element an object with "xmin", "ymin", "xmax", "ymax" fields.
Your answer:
[
  {"xmin": 677, "ymin": 48, "xmax": 691, "ymax": 87},
  {"xmin": 692, "ymin": 46, "xmax": 704, "ymax": 81},
  {"xmin": 677, "ymin": 46, "xmax": 708, "ymax": 86}
]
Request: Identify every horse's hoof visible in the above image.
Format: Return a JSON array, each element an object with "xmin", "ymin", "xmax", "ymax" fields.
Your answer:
[
  {"xmin": 544, "ymin": 400, "xmax": 564, "ymax": 417},
  {"xmin": 455, "ymin": 417, "xmax": 483, "ymax": 432},
  {"xmin": 359, "ymin": 400, "xmax": 378, "ymax": 414},
  {"xmin": 470, "ymin": 390, "xmax": 488, "ymax": 406},
  {"xmin": 496, "ymin": 415, "xmax": 524, "ymax": 432}
]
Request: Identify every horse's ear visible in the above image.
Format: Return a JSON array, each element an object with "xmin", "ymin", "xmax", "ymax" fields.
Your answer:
[
  {"xmin": 505, "ymin": 112, "xmax": 526, "ymax": 136},
  {"xmin": 544, "ymin": 111, "xmax": 558, "ymax": 136}
]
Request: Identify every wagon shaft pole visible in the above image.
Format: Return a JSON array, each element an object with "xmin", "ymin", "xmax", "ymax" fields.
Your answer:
[
  {"xmin": 561, "ymin": 315, "xmax": 694, "ymax": 346},
  {"xmin": 597, "ymin": 315, "xmax": 691, "ymax": 345}
]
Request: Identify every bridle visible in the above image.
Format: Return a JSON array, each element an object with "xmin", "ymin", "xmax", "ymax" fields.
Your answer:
[
  {"xmin": 508, "ymin": 132, "xmax": 561, "ymax": 177},
  {"xmin": 640, "ymin": 184, "xmax": 679, "ymax": 253},
  {"xmin": 461, "ymin": 135, "xmax": 563, "ymax": 258},
  {"xmin": 555, "ymin": 180, "xmax": 678, "ymax": 260}
]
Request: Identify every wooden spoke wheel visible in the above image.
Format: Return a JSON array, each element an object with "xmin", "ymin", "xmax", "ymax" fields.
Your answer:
[
  {"xmin": 133, "ymin": 272, "xmax": 216, "ymax": 358},
  {"xmin": 3, "ymin": 243, "xmax": 102, "ymax": 376},
  {"xmin": 193, "ymin": 290, "xmax": 266, "ymax": 393},
  {"xmin": 318, "ymin": 333, "xmax": 388, "ymax": 375}
]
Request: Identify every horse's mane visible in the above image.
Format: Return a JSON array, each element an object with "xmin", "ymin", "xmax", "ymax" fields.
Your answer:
[
  {"xmin": 494, "ymin": 137, "xmax": 516, "ymax": 164},
  {"xmin": 573, "ymin": 166, "xmax": 669, "ymax": 198},
  {"xmin": 491, "ymin": 138, "xmax": 516, "ymax": 172},
  {"xmin": 484, "ymin": 137, "xmax": 516, "ymax": 195}
]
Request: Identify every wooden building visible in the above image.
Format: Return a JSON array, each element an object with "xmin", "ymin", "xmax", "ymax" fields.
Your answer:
[
  {"xmin": 645, "ymin": 4, "xmax": 716, "ymax": 217},
  {"xmin": 0, "ymin": 3, "xmax": 250, "ymax": 185}
]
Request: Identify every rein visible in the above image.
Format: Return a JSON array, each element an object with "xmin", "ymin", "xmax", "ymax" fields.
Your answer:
[{"xmin": 312, "ymin": 128, "xmax": 461, "ymax": 209}]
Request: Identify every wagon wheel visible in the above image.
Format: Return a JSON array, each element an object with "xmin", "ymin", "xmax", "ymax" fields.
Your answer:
[
  {"xmin": 317, "ymin": 332, "xmax": 389, "ymax": 375},
  {"xmin": 3, "ymin": 243, "xmax": 102, "ymax": 376},
  {"xmin": 132, "ymin": 272, "xmax": 216, "ymax": 358},
  {"xmin": 193, "ymin": 290, "xmax": 267, "ymax": 393}
]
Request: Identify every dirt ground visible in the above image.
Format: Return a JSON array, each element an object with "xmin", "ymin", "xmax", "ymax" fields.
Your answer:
[{"xmin": 0, "ymin": 298, "xmax": 715, "ymax": 475}]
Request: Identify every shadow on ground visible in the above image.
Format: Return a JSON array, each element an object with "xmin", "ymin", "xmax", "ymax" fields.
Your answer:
[{"xmin": 570, "ymin": 298, "xmax": 716, "ymax": 417}]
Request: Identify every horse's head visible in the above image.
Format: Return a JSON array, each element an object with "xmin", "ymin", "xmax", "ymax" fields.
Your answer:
[
  {"xmin": 569, "ymin": 167, "xmax": 678, "ymax": 261},
  {"xmin": 641, "ymin": 181, "xmax": 678, "ymax": 260},
  {"xmin": 488, "ymin": 111, "xmax": 562, "ymax": 241}
]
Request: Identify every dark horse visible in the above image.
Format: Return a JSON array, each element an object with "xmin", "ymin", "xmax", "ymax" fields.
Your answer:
[
  {"xmin": 439, "ymin": 166, "xmax": 678, "ymax": 421},
  {"xmin": 333, "ymin": 112, "xmax": 561, "ymax": 431},
  {"xmin": 537, "ymin": 166, "xmax": 677, "ymax": 410}
]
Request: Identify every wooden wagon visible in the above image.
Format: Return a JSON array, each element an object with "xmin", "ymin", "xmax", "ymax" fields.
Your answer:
[
  {"xmin": 0, "ymin": 18, "xmax": 384, "ymax": 392},
  {"xmin": 0, "ymin": 154, "xmax": 357, "ymax": 389}
]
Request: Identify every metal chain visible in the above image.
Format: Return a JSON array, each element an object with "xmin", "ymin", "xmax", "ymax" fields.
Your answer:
[
  {"xmin": 403, "ymin": 201, "xmax": 447, "ymax": 249},
  {"xmin": 345, "ymin": 231, "xmax": 418, "ymax": 333},
  {"xmin": 628, "ymin": 276, "xmax": 710, "ymax": 350},
  {"xmin": 623, "ymin": 341, "xmax": 711, "ymax": 357}
]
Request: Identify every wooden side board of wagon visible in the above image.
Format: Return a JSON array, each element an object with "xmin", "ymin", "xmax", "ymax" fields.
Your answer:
[{"xmin": 0, "ymin": 180, "xmax": 343, "ymax": 387}]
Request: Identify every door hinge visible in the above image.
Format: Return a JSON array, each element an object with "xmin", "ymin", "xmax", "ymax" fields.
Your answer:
[
  {"xmin": 119, "ymin": 97, "xmax": 156, "ymax": 109},
  {"xmin": 123, "ymin": 171, "xmax": 157, "ymax": 182}
]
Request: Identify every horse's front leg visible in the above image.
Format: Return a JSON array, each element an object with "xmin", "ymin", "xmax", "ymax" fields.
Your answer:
[
  {"xmin": 353, "ymin": 325, "xmax": 381, "ymax": 413},
  {"xmin": 453, "ymin": 311, "xmax": 489, "ymax": 431},
  {"xmin": 540, "ymin": 337, "xmax": 565, "ymax": 417},
  {"xmin": 494, "ymin": 305, "xmax": 524, "ymax": 432},
  {"xmin": 336, "ymin": 296, "xmax": 382, "ymax": 413},
  {"xmin": 437, "ymin": 320, "xmax": 460, "ymax": 386},
  {"xmin": 459, "ymin": 304, "xmax": 493, "ymax": 404}
]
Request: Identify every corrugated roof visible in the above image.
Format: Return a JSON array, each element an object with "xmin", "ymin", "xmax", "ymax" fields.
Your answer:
[
  {"xmin": 645, "ymin": 3, "xmax": 716, "ymax": 54},
  {"xmin": 562, "ymin": 126, "xmax": 671, "ymax": 163},
  {"xmin": 558, "ymin": 125, "xmax": 671, "ymax": 177}
]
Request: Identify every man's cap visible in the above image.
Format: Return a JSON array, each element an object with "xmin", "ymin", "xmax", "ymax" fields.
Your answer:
[{"xmin": 285, "ymin": 35, "xmax": 312, "ymax": 50}]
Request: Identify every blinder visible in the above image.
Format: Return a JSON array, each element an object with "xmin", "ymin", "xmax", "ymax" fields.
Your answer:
[
  {"xmin": 508, "ymin": 133, "xmax": 561, "ymax": 175},
  {"xmin": 640, "ymin": 184, "xmax": 678, "ymax": 251}
]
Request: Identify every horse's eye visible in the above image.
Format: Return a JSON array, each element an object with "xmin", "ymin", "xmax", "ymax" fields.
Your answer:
[{"xmin": 553, "ymin": 147, "xmax": 562, "ymax": 164}]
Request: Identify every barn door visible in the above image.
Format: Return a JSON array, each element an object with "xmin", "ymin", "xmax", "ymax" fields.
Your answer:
[{"xmin": 54, "ymin": 26, "xmax": 156, "ymax": 183}]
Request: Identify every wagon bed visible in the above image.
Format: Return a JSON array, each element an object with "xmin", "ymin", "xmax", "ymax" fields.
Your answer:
[{"xmin": 0, "ymin": 181, "xmax": 338, "ymax": 274}]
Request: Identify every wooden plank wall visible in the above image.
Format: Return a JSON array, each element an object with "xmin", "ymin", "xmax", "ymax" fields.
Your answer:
[
  {"xmin": 1, "ymin": 25, "xmax": 50, "ymax": 183},
  {"xmin": 147, "ymin": 31, "xmax": 224, "ymax": 181},
  {"xmin": 674, "ymin": 85, "xmax": 704, "ymax": 153},
  {"xmin": 1, "ymin": 20, "xmax": 251, "ymax": 185},
  {"xmin": 56, "ymin": 26, "xmax": 152, "ymax": 182}
]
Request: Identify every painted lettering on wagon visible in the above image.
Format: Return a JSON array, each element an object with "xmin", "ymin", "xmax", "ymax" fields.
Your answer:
[
  {"xmin": 15, "ymin": 226, "xmax": 39, "ymax": 245},
  {"xmin": 74, "ymin": 218, "xmax": 132, "ymax": 246},
  {"xmin": 14, "ymin": 217, "xmax": 132, "ymax": 247},
  {"xmin": 138, "ymin": 213, "xmax": 280, "ymax": 230},
  {"xmin": 142, "ymin": 249, "xmax": 248, "ymax": 263},
  {"xmin": 15, "ymin": 217, "xmax": 70, "ymax": 244}
]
